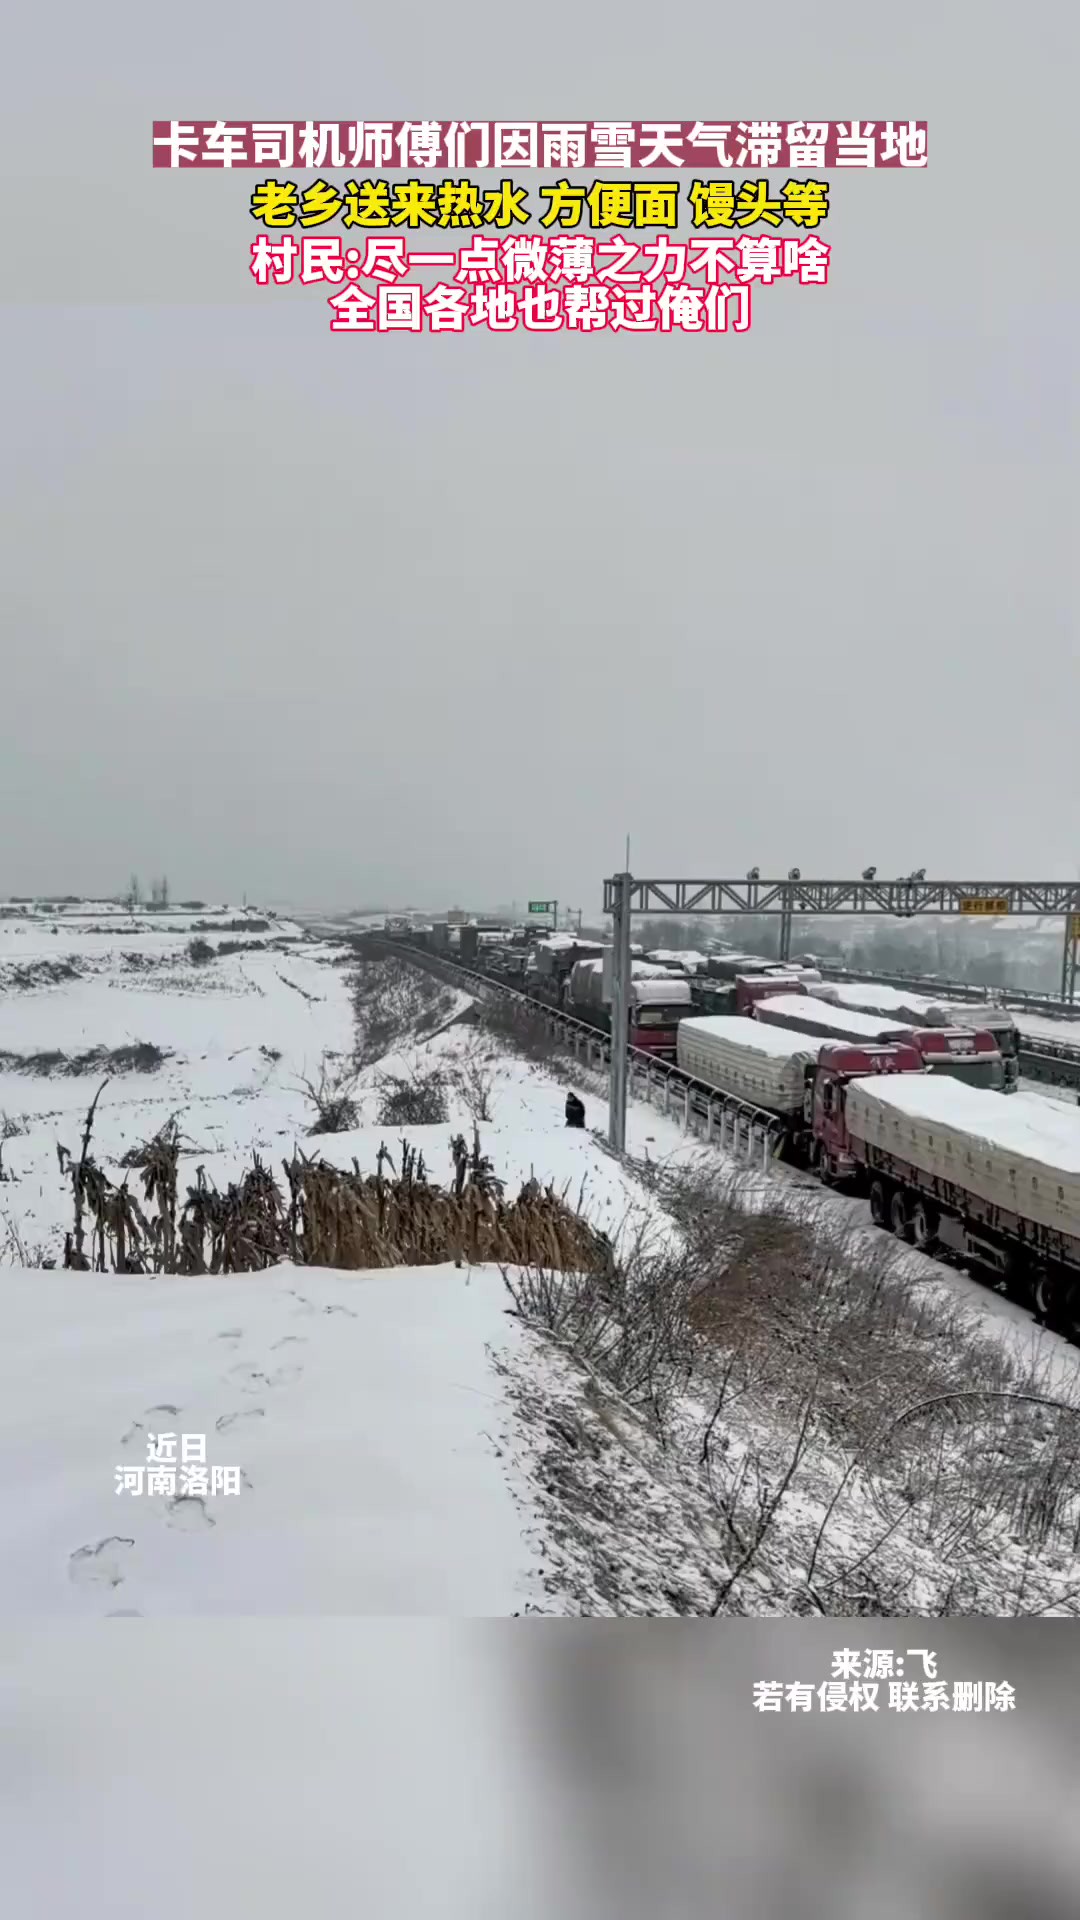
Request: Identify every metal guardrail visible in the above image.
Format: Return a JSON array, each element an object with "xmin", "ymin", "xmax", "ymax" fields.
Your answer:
[
  {"xmin": 1014, "ymin": 1038, "xmax": 1080, "ymax": 1092},
  {"xmin": 359, "ymin": 935, "xmax": 787, "ymax": 1169}
]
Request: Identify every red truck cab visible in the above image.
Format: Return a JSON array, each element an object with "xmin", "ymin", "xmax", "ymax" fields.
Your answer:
[
  {"xmin": 808, "ymin": 1041, "xmax": 925, "ymax": 1182},
  {"xmin": 628, "ymin": 1006, "xmax": 684, "ymax": 1059},
  {"xmin": 734, "ymin": 974, "xmax": 806, "ymax": 1016},
  {"xmin": 895, "ymin": 1025, "xmax": 1004, "ymax": 1090}
]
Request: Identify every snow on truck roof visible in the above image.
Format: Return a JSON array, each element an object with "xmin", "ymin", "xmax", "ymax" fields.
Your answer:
[
  {"xmin": 678, "ymin": 1015, "xmax": 819, "ymax": 1062},
  {"xmin": 848, "ymin": 1075, "xmax": 1080, "ymax": 1174},
  {"xmin": 756, "ymin": 994, "xmax": 908, "ymax": 1041},
  {"xmin": 633, "ymin": 978, "xmax": 691, "ymax": 1005},
  {"xmin": 831, "ymin": 981, "xmax": 1016, "ymax": 1030}
]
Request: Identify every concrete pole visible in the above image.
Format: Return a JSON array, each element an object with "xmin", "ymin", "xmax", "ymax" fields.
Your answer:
[{"xmin": 608, "ymin": 871, "xmax": 632, "ymax": 1151}]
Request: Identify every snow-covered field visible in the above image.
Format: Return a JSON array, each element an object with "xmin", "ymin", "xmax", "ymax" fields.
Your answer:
[
  {"xmin": 0, "ymin": 909, "xmax": 695, "ymax": 1615},
  {"xmin": 0, "ymin": 1262, "xmax": 547, "ymax": 1615},
  {"xmin": 5, "ymin": 909, "xmax": 1080, "ymax": 1617},
  {"xmin": 0, "ymin": 911, "xmax": 354, "ymax": 1256}
]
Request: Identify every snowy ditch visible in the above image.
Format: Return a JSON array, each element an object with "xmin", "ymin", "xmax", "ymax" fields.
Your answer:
[{"xmin": 3, "ymin": 922, "xmax": 1080, "ymax": 1617}]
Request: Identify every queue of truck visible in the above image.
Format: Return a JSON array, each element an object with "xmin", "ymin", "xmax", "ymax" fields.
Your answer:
[
  {"xmin": 515, "ymin": 936, "xmax": 1080, "ymax": 1334},
  {"xmin": 383, "ymin": 921, "xmax": 1080, "ymax": 1335},
  {"xmin": 671, "ymin": 1006, "xmax": 1080, "ymax": 1335}
]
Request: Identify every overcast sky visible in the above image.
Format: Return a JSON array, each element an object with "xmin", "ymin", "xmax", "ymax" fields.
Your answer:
[{"xmin": 0, "ymin": 3, "xmax": 1072, "ymax": 913}]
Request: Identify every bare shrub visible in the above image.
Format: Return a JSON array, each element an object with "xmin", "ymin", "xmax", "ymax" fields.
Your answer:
[
  {"xmin": 475, "ymin": 993, "xmax": 572, "ymax": 1076},
  {"xmin": 191, "ymin": 917, "xmax": 269, "ymax": 933},
  {"xmin": 0, "ymin": 1112, "xmax": 28, "ymax": 1184},
  {"xmin": 0, "ymin": 957, "xmax": 81, "ymax": 990},
  {"xmin": 0, "ymin": 1210, "xmax": 51, "ymax": 1266},
  {"xmin": 505, "ymin": 1158, "xmax": 1080, "ymax": 1612},
  {"xmin": 455, "ymin": 1038, "xmax": 497, "ymax": 1122},
  {"xmin": 299, "ymin": 1053, "xmax": 360, "ymax": 1134},
  {"xmin": 503, "ymin": 1221, "xmax": 693, "ymax": 1438},
  {"xmin": 376, "ymin": 1065, "xmax": 449, "ymax": 1126},
  {"xmin": 0, "ymin": 1042, "xmax": 170, "ymax": 1077},
  {"xmin": 352, "ymin": 956, "xmax": 458, "ymax": 1060},
  {"xmin": 187, "ymin": 936, "xmax": 215, "ymax": 965}
]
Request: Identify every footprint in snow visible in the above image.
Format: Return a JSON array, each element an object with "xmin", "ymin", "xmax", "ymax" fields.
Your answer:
[
  {"xmin": 106, "ymin": 1608, "xmax": 143, "ymax": 1617},
  {"xmin": 322, "ymin": 1304, "xmax": 356, "ymax": 1318},
  {"xmin": 165, "ymin": 1496, "xmax": 215, "ymax": 1532},
  {"xmin": 271, "ymin": 1335, "xmax": 306, "ymax": 1349},
  {"xmin": 226, "ymin": 1364, "xmax": 270, "ymax": 1393},
  {"xmin": 120, "ymin": 1421, "xmax": 146, "ymax": 1449},
  {"xmin": 216, "ymin": 1409, "xmax": 265, "ymax": 1432},
  {"xmin": 216, "ymin": 1328, "xmax": 244, "ymax": 1344},
  {"xmin": 145, "ymin": 1404, "xmax": 182, "ymax": 1418},
  {"xmin": 226, "ymin": 1362, "xmax": 302, "ymax": 1391},
  {"xmin": 69, "ymin": 1537, "xmax": 135, "ymax": 1590}
]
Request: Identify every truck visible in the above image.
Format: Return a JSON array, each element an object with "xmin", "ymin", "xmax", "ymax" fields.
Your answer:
[
  {"xmin": 644, "ymin": 949, "xmax": 709, "ymax": 974},
  {"xmin": 688, "ymin": 971, "xmax": 816, "ymax": 1021},
  {"xmin": 839, "ymin": 1075, "xmax": 1080, "ymax": 1334},
  {"xmin": 734, "ymin": 973, "xmax": 808, "ymax": 1015},
  {"xmin": 823, "ymin": 980, "xmax": 1020, "ymax": 1091},
  {"xmin": 524, "ymin": 936, "xmax": 606, "ymax": 1008},
  {"xmin": 704, "ymin": 951, "xmax": 777, "ymax": 982},
  {"xmin": 751, "ymin": 993, "xmax": 1006, "ymax": 1091},
  {"xmin": 675, "ymin": 1014, "xmax": 926, "ymax": 1164},
  {"xmin": 564, "ymin": 957, "xmax": 692, "ymax": 1058}
]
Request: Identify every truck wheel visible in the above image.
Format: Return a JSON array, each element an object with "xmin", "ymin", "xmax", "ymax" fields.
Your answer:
[
  {"xmin": 1058, "ymin": 1281, "xmax": 1080, "ymax": 1346},
  {"xmin": 1002, "ymin": 1255, "xmax": 1030, "ymax": 1305},
  {"xmin": 1031, "ymin": 1267, "xmax": 1055, "ymax": 1327},
  {"xmin": 889, "ymin": 1191, "xmax": 911, "ymax": 1241},
  {"xmin": 910, "ymin": 1200, "xmax": 937, "ymax": 1253},
  {"xmin": 869, "ymin": 1179, "xmax": 889, "ymax": 1228}
]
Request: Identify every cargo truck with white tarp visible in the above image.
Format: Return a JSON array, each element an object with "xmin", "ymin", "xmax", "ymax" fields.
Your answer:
[
  {"xmin": 676, "ymin": 1015, "xmax": 925, "ymax": 1165},
  {"xmin": 751, "ymin": 993, "xmax": 1006, "ymax": 1091},
  {"xmin": 825, "ymin": 980, "xmax": 1020, "ymax": 1091},
  {"xmin": 841, "ymin": 1074, "xmax": 1080, "ymax": 1332}
]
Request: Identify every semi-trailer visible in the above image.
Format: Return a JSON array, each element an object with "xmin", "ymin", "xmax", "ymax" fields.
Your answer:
[
  {"xmin": 675, "ymin": 1014, "xmax": 926, "ymax": 1164},
  {"xmin": 823, "ymin": 980, "xmax": 1021, "ymax": 1091},
  {"xmin": 750, "ymin": 993, "xmax": 1006, "ymax": 1091},
  {"xmin": 840, "ymin": 1075, "xmax": 1080, "ymax": 1333}
]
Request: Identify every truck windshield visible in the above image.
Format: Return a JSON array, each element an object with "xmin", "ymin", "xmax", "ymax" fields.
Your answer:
[
  {"xmin": 926, "ymin": 1057, "xmax": 1004, "ymax": 1090},
  {"xmin": 635, "ymin": 1007, "xmax": 682, "ymax": 1026}
]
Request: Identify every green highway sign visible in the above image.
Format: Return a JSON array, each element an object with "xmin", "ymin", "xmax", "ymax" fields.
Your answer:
[{"xmin": 528, "ymin": 900, "xmax": 555, "ymax": 914}]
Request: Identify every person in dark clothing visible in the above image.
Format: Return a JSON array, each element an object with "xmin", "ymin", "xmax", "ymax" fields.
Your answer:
[{"xmin": 565, "ymin": 1091, "xmax": 586, "ymax": 1128}]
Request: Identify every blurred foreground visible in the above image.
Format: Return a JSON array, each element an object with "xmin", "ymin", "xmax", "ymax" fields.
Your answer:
[{"xmin": 3, "ymin": 1622, "xmax": 1078, "ymax": 1917}]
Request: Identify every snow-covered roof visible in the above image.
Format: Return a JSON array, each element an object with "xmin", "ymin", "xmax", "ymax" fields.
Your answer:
[
  {"xmin": 631, "ymin": 978, "xmax": 692, "ymax": 1005},
  {"xmin": 757, "ymin": 994, "xmax": 905, "ymax": 1042},
  {"xmin": 830, "ymin": 981, "xmax": 1016, "ymax": 1032},
  {"xmin": 644, "ymin": 949, "xmax": 708, "ymax": 971},
  {"xmin": 849, "ymin": 1075, "xmax": 1080, "ymax": 1174},
  {"xmin": 829, "ymin": 981, "xmax": 935, "ymax": 1017},
  {"xmin": 678, "ymin": 1015, "xmax": 819, "ymax": 1062}
]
